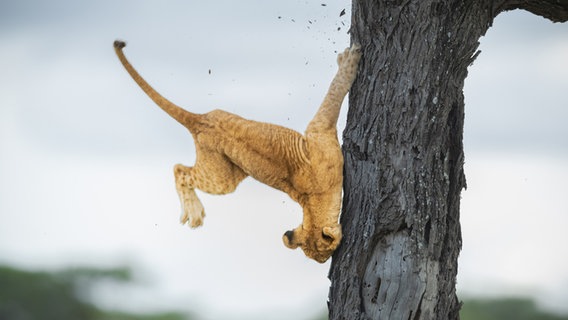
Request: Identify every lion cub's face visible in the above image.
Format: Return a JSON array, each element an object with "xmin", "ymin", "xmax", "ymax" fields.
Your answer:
[{"xmin": 282, "ymin": 224, "xmax": 342, "ymax": 263}]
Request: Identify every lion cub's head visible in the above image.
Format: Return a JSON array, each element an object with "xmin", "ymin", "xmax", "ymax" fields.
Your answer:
[{"xmin": 282, "ymin": 224, "xmax": 342, "ymax": 263}]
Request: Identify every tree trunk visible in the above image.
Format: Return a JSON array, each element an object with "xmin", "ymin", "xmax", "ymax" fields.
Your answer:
[{"xmin": 328, "ymin": 1, "xmax": 568, "ymax": 320}]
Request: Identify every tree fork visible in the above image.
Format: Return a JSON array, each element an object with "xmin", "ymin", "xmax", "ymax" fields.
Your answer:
[{"xmin": 328, "ymin": 1, "xmax": 568, "ymax": 319}]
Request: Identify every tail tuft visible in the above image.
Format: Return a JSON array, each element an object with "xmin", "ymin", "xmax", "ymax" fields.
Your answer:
[{"xmin": 114, "ymin": 40, "xmax": 127, "ymax": 49}]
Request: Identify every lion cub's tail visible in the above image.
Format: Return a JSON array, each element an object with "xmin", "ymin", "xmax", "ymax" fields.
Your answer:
[{"xmin": 113, "ymin": 40, "xmax": 200, "ymax": 130}]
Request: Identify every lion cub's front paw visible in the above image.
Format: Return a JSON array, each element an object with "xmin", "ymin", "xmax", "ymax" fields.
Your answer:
[
  {"xmin": 338, "ymin": 44, "xmax": 361, "ymax": 65},
  {"xmin": 337, "ymin": 44, "xmax": 362, "ymax": 83}
]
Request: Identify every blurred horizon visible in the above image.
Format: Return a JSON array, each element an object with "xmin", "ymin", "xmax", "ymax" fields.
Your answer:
[{"xmin": 2, "ymin": 262, "xmax": 567, "ymax": 320}]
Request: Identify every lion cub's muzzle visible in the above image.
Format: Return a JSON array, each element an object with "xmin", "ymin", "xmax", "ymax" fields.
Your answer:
[{"xmin": 282, "ymin": 225, "xmax": 342, "ymax": 263}]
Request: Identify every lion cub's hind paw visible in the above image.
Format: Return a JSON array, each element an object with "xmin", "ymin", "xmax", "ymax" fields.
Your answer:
[
  {"xmin": 188, "ymin": 200, "xmax": 205, "ymax": 228},
  {"xmin": 178, "ymin": 190, "xmax": 206, "ymax": 228}
]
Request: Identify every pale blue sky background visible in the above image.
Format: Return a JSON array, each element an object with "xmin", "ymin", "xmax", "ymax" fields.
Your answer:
[{"xmin": 0, "ymin": 1, "xmax": 567, "ymax": 319}]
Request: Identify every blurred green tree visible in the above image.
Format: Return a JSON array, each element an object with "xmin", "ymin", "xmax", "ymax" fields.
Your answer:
[
  {"xmin": 0, "ymin": 265, "xmax": 189, "ymax": 320},
  {"xmin": 460, "ymin": 298, "xmax": 568, "ymax": 320},
  {"xmin": 314, "ymin": 298, "xmax": 568, "ymax": 320}
]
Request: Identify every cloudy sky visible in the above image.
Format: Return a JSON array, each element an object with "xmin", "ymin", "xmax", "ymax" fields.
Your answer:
[{"xmin": 0, "ymin": 1, "xmax": 567, "ymax": 319}]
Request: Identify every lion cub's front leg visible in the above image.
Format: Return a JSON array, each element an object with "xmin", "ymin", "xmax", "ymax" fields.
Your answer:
[{"xmin": 174, "ymin": 164, "xmax": 205, "ymax": 228}]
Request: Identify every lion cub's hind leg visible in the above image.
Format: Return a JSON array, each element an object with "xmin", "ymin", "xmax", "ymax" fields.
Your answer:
[{"xmin": 174, "ymin": 147, "xmax": 247, "ymax": 228}]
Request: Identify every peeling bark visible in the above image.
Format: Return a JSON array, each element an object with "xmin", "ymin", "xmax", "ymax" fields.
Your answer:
[{"xmin": 328, "ymin": 1, "xmax": 568, "ymax": 319}]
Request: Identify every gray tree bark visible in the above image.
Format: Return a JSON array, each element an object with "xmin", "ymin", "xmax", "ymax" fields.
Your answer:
[{"xmin": 328, "ymin": 1, "xmax": 568, "ymax": 320}]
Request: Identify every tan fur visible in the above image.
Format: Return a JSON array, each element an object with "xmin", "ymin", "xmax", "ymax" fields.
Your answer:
[{"xmin": 113, "ymin": 40, "xmax": 361, "ymax": 263}]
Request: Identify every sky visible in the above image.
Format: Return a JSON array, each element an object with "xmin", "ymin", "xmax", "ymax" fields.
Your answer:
[{"xmin": 0, "ymin": 1, "xmax": 567, "ymax": 319}]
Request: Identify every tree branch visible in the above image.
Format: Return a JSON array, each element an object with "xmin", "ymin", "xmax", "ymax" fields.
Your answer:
[{"xmin": 495, "ymin": 0, "xmax": 568, "ymax": 22}]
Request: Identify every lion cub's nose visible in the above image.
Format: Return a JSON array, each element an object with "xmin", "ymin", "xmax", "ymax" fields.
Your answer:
[{"xmin": 284, "ymin": 230, "xmax": 294, "ymax": 242}]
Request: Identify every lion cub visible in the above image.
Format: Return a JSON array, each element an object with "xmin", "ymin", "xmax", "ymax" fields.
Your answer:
[{"xmin": 114, "ymin": 41, "xmax": 361, "ymax": 262}]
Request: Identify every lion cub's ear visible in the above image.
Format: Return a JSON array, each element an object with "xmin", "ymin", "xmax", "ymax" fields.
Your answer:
[{"xmin": 322, "ymin": 225, "xmax": 342, "ymax": 246}]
